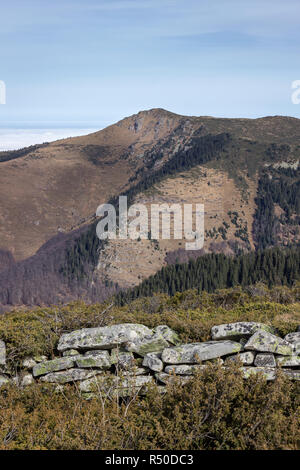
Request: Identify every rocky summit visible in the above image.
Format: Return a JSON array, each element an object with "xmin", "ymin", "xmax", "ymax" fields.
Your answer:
[{"xmin": 0, "ymin": 321, "xmax": 299, "ymax": 398}]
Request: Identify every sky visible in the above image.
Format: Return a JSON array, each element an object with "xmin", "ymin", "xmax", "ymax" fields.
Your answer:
[{"xmin": 0, "ymin": 0, "xmax": 300, "ymax": 148}]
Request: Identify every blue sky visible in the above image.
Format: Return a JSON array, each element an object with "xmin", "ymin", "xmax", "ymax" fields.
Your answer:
[{"xmin": 0, "ymin": 0, "xmax": 300, "ymax": 130}]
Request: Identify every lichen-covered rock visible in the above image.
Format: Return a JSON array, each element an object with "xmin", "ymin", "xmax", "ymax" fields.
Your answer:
[
  {"xmin": 110, "ymin": 350, "xmax": 135, "ymax": 369},
  {"xmin": 0, "ymin": 340, "xmax": 6, "ymax": 367},
  {"xmin": 0, "ymin": 374, "xmax": 10, "ymax": 387},
  {"xmin": 254, "ymin": 353, "xmax": 276, "ymax": 367},
  {"xmin": 122, "ymin": 367, "xmax": 148, "ymax": 376},
  {"xmin": 161, "ymin": 341, "xmax": 242, "ymax": 364},
  {"xmin": 153, "ymin": 325, "xmax": 181, "ymax": 345},
  {"xmin": 79, "ymin": 374, "xmax": 153, "ymax": 397},
  {"xmin": 142, "ymin": 352, "xmax": 164, "ymax": 372},
  {"xmin": 57, "ymin": 323, "xmax": 153, "ymax": 351},
  {"xmin": 155, "ymin": 372, "xmax": 192, "ymax": 385},
  {"xmin": 276, "ymin": 355, "xmax": 300, "ymax": 367},
  {"xmin": 225, "ymin": 351, "xmax": 255, "ymax": 365},
  {"xmin": 75, "ymin": 351, "xmax": 111, "ymax": 369},
  {"xmin": 33, "ymin": 357, "xmax": 75, "ymax": 377},
  {"xmin": 39, "ymin": 368, "xmax": 100, "ymax": 384},
  {"xmin": 245, "ymin": 330, "xmax": 293, "ymax": 355},
  {"xmin": 211, "ymin": 322, "xmax": 274, "ymax": 341},
  {"xmin": 284, "ymin": 332, "xmax": 300, "ymax": 354},
  {"xmin": 164, "ymin": 364, "xmax": 206, "ymax": 375},
  {"xmin": 63, "ymin": 349, "xmax": 79, "ymax": 357},
  {"xmin": 241, "ymin": 367, "xmax": 276, "ymax": 381},
  {"xmin": 33, "ymin": 355, "xmax": 48, "ymax": 363},
  {"xmin": 125, "ymin": 334, "xmax": 169, "ymax": 356}
]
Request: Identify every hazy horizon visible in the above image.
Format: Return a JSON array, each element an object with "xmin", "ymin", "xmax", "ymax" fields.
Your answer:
[{"xmin": 0, "ymin": 0, "xmax": 299, "ymax": 131}]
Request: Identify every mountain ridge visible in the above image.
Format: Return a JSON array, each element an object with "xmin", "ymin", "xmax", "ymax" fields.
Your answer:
[{"xmin": 0, "ymin": 108, "xmax": 299, "ymax": 311}]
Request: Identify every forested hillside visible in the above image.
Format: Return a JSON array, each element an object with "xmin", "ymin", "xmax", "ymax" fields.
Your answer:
[{"xmin": 117, "ymin": 247, "xmax": 300, "ymax": 304}]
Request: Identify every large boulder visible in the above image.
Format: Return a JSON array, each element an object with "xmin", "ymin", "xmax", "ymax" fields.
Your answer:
[
  {"xmin": 284, "ymin": 332, "xmax": 300, "ymax": 354},
  {"xmin": 211, "ymin": 322, "xmax": 274, "ymax": 341},
  {"xmin": 40, "ymin": 368, "xmax": 100, "ymax": 384},
  {"xmin": 57, "ymin": 323, "xmax": 153, "ymax": 352},
  {"xmin": 161, "ymin": 341, "xmax": 242, "ymax": 364},
  {"xmin": 75, "ymin": 351, "xmax": 111, "ymax": 369},
  {"xmin": 245, "ymin": 330, "xmax": 293, "ymax": 355},
  {"xmin": 0, "ymin": 340, "xmax": 6, "ymax": 367},
  {"xmin": 33, "ymin": 357, "xmax": 75, "ymax": 377}
]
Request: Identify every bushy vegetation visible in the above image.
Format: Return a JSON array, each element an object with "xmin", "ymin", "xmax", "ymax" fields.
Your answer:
[
  {"xmin": 1, "ymin": 284, "xmax": 300, "ymax": 369},
  {"xmin": 0, "ymin": 363, "xmax": 298, "ymax": 450},
  {"xmin": 0, "ymin": 284, "xmax": 299, "ymax": 450}
]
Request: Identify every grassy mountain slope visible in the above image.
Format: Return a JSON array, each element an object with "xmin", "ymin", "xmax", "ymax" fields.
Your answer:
[{"xmin": 0, "ymin": 109, "xmax": 300, "ymax": 310}]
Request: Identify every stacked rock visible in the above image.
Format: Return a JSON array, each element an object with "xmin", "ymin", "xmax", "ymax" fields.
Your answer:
[{"xmin": 0, "ymin": 322, "xmax": 299, "ymax": 397}]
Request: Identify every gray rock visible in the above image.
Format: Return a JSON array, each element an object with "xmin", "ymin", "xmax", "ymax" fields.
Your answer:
[
  {"xmin": 79, "ymin": 374, "xmax": 153, "ymax": 397},
  {"xmin": 21, "ymin": 373, "xmax": 35, "ymax": 387},
  {"xmin": 225, "ymin": 351, "xmax": 255, "ymax": 365},
  {"xmin": 142, "ymin": 352, "xmax": 164, "ymax": 372},
  {"xmin": 22, "ymin": 357, "xmax": 37, "ymax": 369},
  {"xmin": 0, "ymin": 340, "xmax": 6, "ymax": 367},
  {"xmin": 125, "ymin": 334, "xmax": 169, "ymax": 357},
  {"xmin": 155, "ymin": 372, "xmax": 192, "ymax": 385},
  {"xmin": 33, "ymin": 357, "xmax": 75, "ymax": 377},
  {"xmin": 282, "ymin": 370, "xmax": 300, "ymax": 381},
  {"xmin": 161, "ymin": 341, "xmax": 242, "ymax": 364},
  {"xmin": 244, "ymin": 330, "xmax": 293, "ymax": 355},
  {"xmin": 276, "ymin": 355, "xmax": 300, "ymax": 367},
  {"xmin": 284, "ymin": 332, "xmax": 300, "ymax": 354},
  {"xmin": 153, "ymin": 325, "xmax": 181, "ymax": 345},
  {"xmin": 241, "ymin": 367, "xmax": 276, "ymax": 381},
  {"xmin": 164, "ymin": 364, "xmax": 206, "ymax": 375},
  {"xmin": 63, "ymin": 349, "xmax": 79, "ymax": 357},
  {"xmin": 110, "ymin": 350, "xmax": 135, "ymax": 369},
  {"xmin": 0, "ymin": 374, "xmax": 10, "ymax": 387},
  {"xmin": 39, "ymin": 368, "xmax": 100, "ymax": 384},
  {"xmin": 75, "ymin": 351, "xmax": 111, "ymax": 369},
  {"xmin": 121, "ymin": 367, "xmax": 149, "ymax": 376},
  {"xmin": 239, "ymin": 338, "xmax": 248, "ymax": 348},
  {"xmin": 57, "ymin": 323, "xmax": 153, "ymax": 352},
  {"xmin": 254, "ymin": 353, "xmax": 276, "ymax": 367},
  {"xmin": 33, "ymin": 355, "xmax": 48, "ymax": 363},
  {"xmin": 211, "ymin": 322, "xmax": 275, "ymax": 340}
]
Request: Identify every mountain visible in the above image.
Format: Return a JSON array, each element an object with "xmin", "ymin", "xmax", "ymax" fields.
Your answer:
[{"xmin": 0, "ymin": 108, "xmax": 299, "ymax": 311}]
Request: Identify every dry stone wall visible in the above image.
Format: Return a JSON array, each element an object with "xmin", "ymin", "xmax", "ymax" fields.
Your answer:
[{"xmin": 0, "ymin": 322, "xmax": 300, "ymax": 397}]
